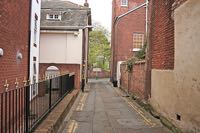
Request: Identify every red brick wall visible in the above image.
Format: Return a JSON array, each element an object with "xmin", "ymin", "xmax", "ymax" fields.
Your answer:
[
  {"xmin": 39, "ymin": 64, "xmax": 81, "ymax": 90},
  {"xmin": 120, "ymin": 65, "xmax": 128, "ymax": 91},
  {"xmin": 120, "ymin": 61, "xmax": 146, "ymax": 99},
  {"xmin": 150, "ymin": 0, "xmax": 175, "ymax": 70},
  {"xmin": 111, "ymin": 0, "xmax": 146, "ymax": 80},
  {"xmin": 88, "ymin": 70, "xmax": 110, "ymax": 78},
  {"xmin": 0, "ymin": 0, "xmax": 30, "ymax": 91}
]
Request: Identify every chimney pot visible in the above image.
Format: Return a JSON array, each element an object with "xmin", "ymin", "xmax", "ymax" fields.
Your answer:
[{"xmin": 84, "ymin": 0, "xmax": 89, "ymax": 7}]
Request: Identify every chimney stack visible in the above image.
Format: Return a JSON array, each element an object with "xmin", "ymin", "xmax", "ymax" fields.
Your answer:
[{"xmin": 84, "ymin": 0, "xmax": 89, "ymax": 7}]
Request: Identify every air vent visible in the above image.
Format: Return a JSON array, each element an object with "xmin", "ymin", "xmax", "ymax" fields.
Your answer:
[{"xmin": 176, "ymin": 114, "xmax": 181, "ymax": 121}]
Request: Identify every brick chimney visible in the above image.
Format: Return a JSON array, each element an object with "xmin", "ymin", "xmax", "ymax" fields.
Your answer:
[{"xmin": 84, "ymin": 0, "xmax": 89, "ymax": 7}]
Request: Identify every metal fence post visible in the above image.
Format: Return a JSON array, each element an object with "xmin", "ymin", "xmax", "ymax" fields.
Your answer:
[
  {"xmin": 49, "ymin": 79, "xmax": 52, "ymax": 110},
  {"xmin": 25, "ymin": 86, "xmax": 30, "ymax": 133},
  {"xmin": 60, "ymin": 76, "xmax": 62, "ymax": 97},
  {"xmin": 72, "ymin": 75, "xmax": 75, "ymax": 89}
]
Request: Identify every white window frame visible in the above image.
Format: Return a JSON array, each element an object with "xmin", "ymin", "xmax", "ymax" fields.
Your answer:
[
  {"xmin": 49, "ymin": 14, "xmax": 53, "ymax": 19},
  {"xmin": 34, "ymin": 15, "xmax": 38, "ymax": 44},
  {"xmin": 54, "ymin": 14, "xmax": 59, "ymax": 19},
  {"xmin": 121, "ymin": 0, "xmax": 128, "ymax": 6},
  {"xmin": 46, "ymin": 14, "xmax": 61, "ymax": 20},
  {"xmin": 132, "ymin": 33, "xmax": 144, "ymax": 51},
  {"xmin": 32, "ymin": 58, "xmax": 37, "ymax": 95}
]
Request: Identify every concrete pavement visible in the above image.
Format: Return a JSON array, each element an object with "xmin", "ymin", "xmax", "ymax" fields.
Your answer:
[{"xmin": 58, "ymin": 80, "xmax": 171, "ymax": 133}]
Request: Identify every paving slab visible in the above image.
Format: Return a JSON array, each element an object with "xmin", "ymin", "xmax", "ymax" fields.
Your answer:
[{"xmin": 58, "ymin": 80, "xmax": 171, "ymax": 133}]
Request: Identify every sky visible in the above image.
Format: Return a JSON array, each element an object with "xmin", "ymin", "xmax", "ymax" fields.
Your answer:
[{"xmin": 68, "ymin": 0, "xmax": 112, "ymax": 32}]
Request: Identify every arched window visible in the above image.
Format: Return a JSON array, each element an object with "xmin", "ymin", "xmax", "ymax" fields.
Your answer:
[
  {"xmin": 45, "ymin": 66, "xmax": 60, "ymax": 77},
  {"xmin": 45, "ymin": 66, "xmax": 60, "ymax": 89}
]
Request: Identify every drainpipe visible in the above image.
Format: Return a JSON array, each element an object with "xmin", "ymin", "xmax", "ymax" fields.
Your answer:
[
  {"xmin": 145, "ymin": 0, "xmax": 149, "ymax": 35},
  {"xmin": 26, "ymin": 1, "xmax": 32, "ymax": 132},
  {"xmin": 112, "ymin": 1, "xmax": 148, "ymax": 82},
  {"xmin": 28, "ymin": 0, "xmax": 32, "ymax": 81},
  {"xmin": 145, "ymin": 0, "xmax": 154, "ymax": 100},
  {"xmin": 114, "ymin": 1, "xmax": 148, "ymax": 26}
]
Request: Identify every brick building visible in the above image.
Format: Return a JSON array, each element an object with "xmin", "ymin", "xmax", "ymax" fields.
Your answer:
[
  {"xmin": 148, "ymin": 0, "xmax": 200, "ymax": 132},
  {"xmin": 111, "ymin": 0, "xmax": 146, "ymax": 82},
  {"xmin": 39, "ymin": 0, "xmax": 92, "ymax": 90},
  {"xmin": 0, "ymin": 0, "xmax": 30, "ymax": 91}
]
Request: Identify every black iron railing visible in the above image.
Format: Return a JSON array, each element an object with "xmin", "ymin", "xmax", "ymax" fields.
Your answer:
[{"xmin": 0, "ymin": 73, "xmax": 75, "ymax": 133}]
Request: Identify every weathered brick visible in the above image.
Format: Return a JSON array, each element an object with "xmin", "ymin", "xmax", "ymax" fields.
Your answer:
[
  {"xmin": 149, "ymin": 0, "xmax": 175, "ymax": 70},
  {"xmin": 39, "ymin": 64, "xmax": 81, "ymax": 90},
  {"xmin": 0, "ymin": 0, "xmax": 30, "ymax": 91},
  {"xmin": 120, "ymin": 61, "xmax": 146, "ymax": 99},
  {"xmin": 111, "ymin": 0, "xmax": 146, "ymax": 80}
]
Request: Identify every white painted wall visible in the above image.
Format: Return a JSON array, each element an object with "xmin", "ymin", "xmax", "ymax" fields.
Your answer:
[
  {"xmin": 117, "ymin": 61, "xmax": 124, "ymax": 87},
  {"xmin": 66, "ymin": 31, "xmax": 83, "ymax": 64},
  {"xmin": 30, "ymin": 0, "xmax": 41, "ymax": 84},
  {"xmin": 39, "ymin": 30, "xmax": 83, "ymax": 65}
]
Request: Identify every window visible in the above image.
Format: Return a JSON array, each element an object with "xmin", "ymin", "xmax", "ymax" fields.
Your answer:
[
  {"xmin": 49, "ymin": 14, "xmax": 53, "ymax": 19},
  {"xmin": 55, "ymin": 15, "xmax": 59, "ymax": 19},
  {"xmin": 133, "ymin": 33, "xmax": 144, "ymax": 49},
  {"xmin": 121, "ymin": 0, "xmax": 128, "ymax": 6},
  {"xmin": 33, "ymin": 62, "xmax": 37, "ymax": 75},
  {"xmin": 47, "ymin": 14, "xmax": 61, "ymax": 20},
  {"xmin": 34, "ymin": 14, "xmax": 38, "ymax": 45},
  {"xmin": 32, "ymin": 57, "xmax": 37, "ymax": 95}
]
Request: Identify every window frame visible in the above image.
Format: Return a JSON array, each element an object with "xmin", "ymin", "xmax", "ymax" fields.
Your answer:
[
  {"xmin": 47, "ymin": 14, "xmax": 61, "ymax": 20},
  {"xmin": 121, "ymin": 0, "xmax": 128, "ymax": 7},
  {"xmin": 49, "ymin": 14, "xmax": 54, "ymax": 19},
  {"xmin": 34, "ymin": 14, "xmax": 38, "ymax": 45},
  {"xmin": 133, "ymin": 33, "xmax": 144, "ymax": 49},
  {"xmin": 54, "ymin": 15, "xmax": 59, "ymax": 19}
]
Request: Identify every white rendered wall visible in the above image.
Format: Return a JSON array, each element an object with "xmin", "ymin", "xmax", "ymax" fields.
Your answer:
[
  {"xmin": 39, "ymin": 30, "xmax": 83, "ymax": 65},
  {"xmin": 30, "ymin": 0, "xmax": 41, "ymax": 84}
]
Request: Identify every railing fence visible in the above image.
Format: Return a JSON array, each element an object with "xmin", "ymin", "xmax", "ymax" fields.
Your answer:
[{"xmin": 0, "ymin": 73, "xmax": 75, "ymax": 133}]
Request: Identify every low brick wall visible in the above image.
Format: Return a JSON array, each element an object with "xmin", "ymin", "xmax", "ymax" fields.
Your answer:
[
  {"xmin": 88, "ymin": 70, "xmax": 110, "ymax": 78},
  {"xmin": 39, "ymin": 63, "xmax": 80, "ymax": 90},
  {"xmin": 120, "ymin": 61, "xmax": 146, "ymax": 99},
  {"xmin": 34, "ymin": 89, "xmax": 79, "ymax": 133}
]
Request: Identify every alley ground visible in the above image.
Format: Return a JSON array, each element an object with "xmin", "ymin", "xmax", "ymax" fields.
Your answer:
[{"xmin": 58, "ymin": 79, "xmax": 171, "ymax": 133}]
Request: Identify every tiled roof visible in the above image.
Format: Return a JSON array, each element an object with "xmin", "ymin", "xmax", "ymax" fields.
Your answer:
[
  {"xmin": 41, "ymin": 0, "xmax": 86, "ymax": 9},
  {"xmin": 41, "ymin": 0, "xmax": 91, "ymax": 30}
]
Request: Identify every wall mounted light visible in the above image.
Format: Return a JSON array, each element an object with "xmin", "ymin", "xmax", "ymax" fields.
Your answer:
[
  {"xmin": 0, "ymin": 48, "xmax": 3, "ymax": 57},
  {"xmin": 74, "ymin": 32, "xmax": 79, "ymax": 36},
  {"xmin": 17, "ymin": 52, "xmax": 23, "ymax": 60}
]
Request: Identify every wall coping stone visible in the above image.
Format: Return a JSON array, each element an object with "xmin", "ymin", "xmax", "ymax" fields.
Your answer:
[{"xmin": 34, "ymin": 89, "xmax": 79, "ymax": 133}]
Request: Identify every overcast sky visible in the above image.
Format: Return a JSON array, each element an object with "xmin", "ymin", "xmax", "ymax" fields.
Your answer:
[{"xmin": 68, "ymin": 0, "xmax": 112, "ymax": 32}]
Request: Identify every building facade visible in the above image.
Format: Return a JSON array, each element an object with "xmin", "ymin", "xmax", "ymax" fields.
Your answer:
[
  {"xmin": 29, "ymin": 0, "xmax": 41, "ymax": 86},
  {"xmin": 0, "ymin": 0, "xmax": 30, "ymax": 91},
  {"xmin": 149, "ymin": 0, "xmax": 200, "ymax": 132},
  {"xmin": 111, "ymin": 0, "xmax": 146, "ymax": 83},
  {"xmin": 39, "ymin": 0, "xmax": 91, "ymax": 90}
]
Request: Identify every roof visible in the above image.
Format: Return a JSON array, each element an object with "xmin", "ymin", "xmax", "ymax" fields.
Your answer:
[
  {"xmin": 41, "ymin": 0, "xmax": 91, "ymax": 30},
  {"xmin": 41, "ymin": 0, "xmax": 87, "ymax": 9}
]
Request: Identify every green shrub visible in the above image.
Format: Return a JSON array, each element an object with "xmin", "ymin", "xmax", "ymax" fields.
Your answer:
[{"xmin": 135, "ymin": 42, "xmax": 147, "ymax": 60}]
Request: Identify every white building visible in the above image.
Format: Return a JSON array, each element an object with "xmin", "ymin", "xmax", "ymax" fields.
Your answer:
[
  {"xmin": 29, "ymin": 0, "xmax": 41, "ymax": 90},
  {"xmin": 39, "ymin": 0, "xmax": 91, "ymax": 90}
]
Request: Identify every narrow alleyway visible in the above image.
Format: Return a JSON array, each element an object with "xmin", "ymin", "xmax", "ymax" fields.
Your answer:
[{"xmin": 58, "ymin": 79, "xmax": 171, "ymax": 133}]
